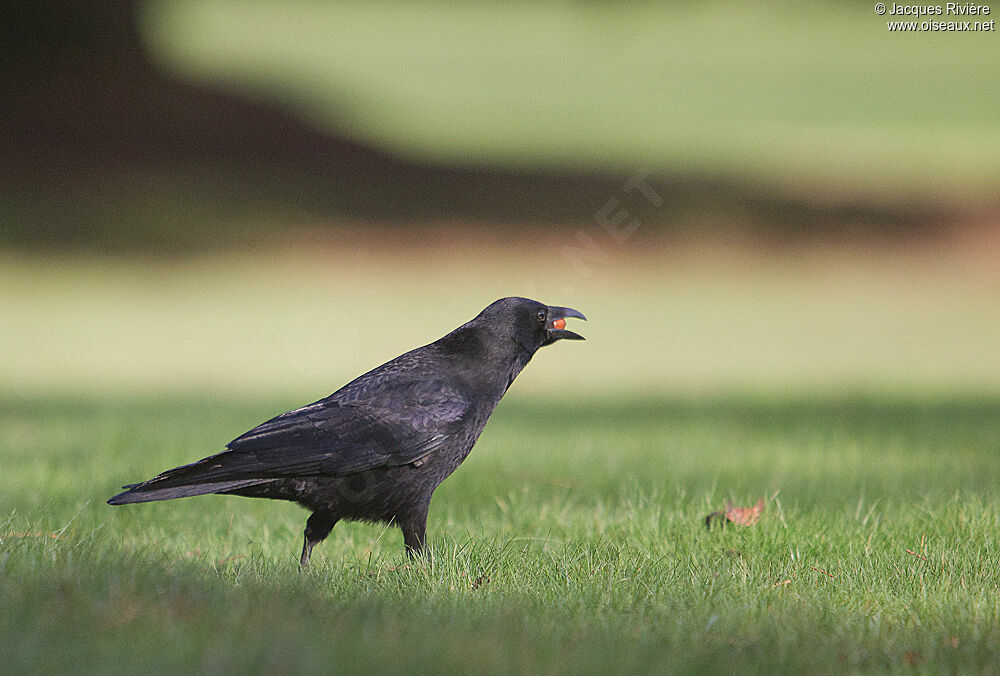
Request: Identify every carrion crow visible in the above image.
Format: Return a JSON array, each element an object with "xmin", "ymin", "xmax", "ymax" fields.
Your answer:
[{"xmin": 108, "ymin": 297, "xmax": 585, "ymax": 565}]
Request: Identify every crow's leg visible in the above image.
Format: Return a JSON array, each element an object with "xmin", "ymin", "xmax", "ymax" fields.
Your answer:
[
  {"xmin": 300, "ymin": 511, "xmax": 337, "ymax": 568},
  {"xmin": 400, "ymin": 506, "xmax": 429, "ymax": 558}
]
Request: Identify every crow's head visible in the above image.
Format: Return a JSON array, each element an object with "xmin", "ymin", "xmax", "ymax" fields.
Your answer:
[{"xmin": 475, "ymin": 297, "xmax": 586, "ymax": 354}]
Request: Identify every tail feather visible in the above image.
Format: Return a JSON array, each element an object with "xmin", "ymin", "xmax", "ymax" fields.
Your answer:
[
  {"xmin": 108, "ymin": 448, "xmax": 280, "ymax": 506},
  {"xmin": 107, "ymin": 478, "xmax": 275, "ymax": 505}
]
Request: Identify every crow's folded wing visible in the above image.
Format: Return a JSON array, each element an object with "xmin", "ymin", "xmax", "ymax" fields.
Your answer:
[
  {"xmin": 119, "ymin": 378, "xmax": 475, "ymax": 495},
  {"xmin": 222, "ymin": 378, "xmax": 474, "ymax": 476},
  {"xmin": 225, "ymin": 381, "xmax": 472, "ymax": 476}
]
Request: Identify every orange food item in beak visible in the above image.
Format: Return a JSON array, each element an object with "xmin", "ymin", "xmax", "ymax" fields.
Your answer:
[{"xmin": 551, "ymin": 318, "xmax": 566, "ymax": 330}]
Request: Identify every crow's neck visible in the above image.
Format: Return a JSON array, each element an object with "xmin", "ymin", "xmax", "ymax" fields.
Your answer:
[{"xmin": 436, "ymin": 326, "xmax": 535, "ymax": 397}]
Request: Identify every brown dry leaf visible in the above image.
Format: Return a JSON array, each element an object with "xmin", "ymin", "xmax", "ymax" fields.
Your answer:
[
  {"xmin": 705, "ymin": 498, "xmax": 765, "ymax": 529},
  {"xmin": 726, "ymin": 498, "xmax": 765, "ymax": 526}
]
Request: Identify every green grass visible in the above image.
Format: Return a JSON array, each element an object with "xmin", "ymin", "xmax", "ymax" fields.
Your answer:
[
  {"xmin": 3, "ymin": 393, "xmax": 1000, "ymax": 672},
  {"xmin": 141, "ymin": 0, "xmax": 1000, "ymax": 200},
  {"xmin": 3, "ymin": 248, "xmax": 999, "ymax": 671}
]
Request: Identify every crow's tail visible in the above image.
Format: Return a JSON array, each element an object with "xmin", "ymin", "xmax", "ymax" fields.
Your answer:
[
  {"xmin": 107, "ymin": 478, "xmax": 274, "ymax": 505},
  {"xmin": 107, "ymin": 449, "xmax": 278, "ymax": 505}
]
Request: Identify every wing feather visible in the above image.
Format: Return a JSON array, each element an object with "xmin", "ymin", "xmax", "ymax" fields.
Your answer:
[{"xmin": 119, "ymin": 377, "xmax": 474, "ymax": 496}]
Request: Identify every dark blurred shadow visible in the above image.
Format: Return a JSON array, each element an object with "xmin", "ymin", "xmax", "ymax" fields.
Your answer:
[{"xmin": 0, "ymin": 0, "xmax": 966, "ymax": 252}]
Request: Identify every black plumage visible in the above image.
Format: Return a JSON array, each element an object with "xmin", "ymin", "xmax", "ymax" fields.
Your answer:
[{"xmin": 108, "ymin": 297, "xmax": 585, "ymax": 565}]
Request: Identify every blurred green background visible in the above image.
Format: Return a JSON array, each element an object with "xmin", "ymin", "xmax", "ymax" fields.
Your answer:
[
  {"xmin": 4, "ymin": 3, "xmax": 1000, "ymax": 672},
  {"xmin": 3, "ymin": 0, "xmax": 998, "ymax": 397},
  {"xmin": 4, "ymin": 0, "xmax": 999, "ymax": 250},
  {"xmin": 143, "ymin": 1, "xmax": 1000, "ymax": 197}
]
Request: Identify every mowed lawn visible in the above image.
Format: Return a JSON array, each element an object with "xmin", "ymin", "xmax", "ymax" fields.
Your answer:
[
  {"xmin": 3, "ymin": 393, "xmax": 1000, "ymax": 672},
  {"xmin": 2, "ymin": 247, "xmax": 1000, "ymax": 672}
]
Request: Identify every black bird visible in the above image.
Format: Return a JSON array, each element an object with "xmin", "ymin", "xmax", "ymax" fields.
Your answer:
[{"xmin": 108, "ymin": 297, "xmax": 585, "ymax": 565}]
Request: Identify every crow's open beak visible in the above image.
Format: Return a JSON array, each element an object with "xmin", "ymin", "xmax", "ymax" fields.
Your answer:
[{"xmin": 543, "ymin": 306, "xmax": 587, "ymax": 345}]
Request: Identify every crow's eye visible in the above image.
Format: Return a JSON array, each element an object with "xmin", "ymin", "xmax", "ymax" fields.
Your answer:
[{"xmin": 536, "ymin": 309, "xmax": 547, "ymax": 323}]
